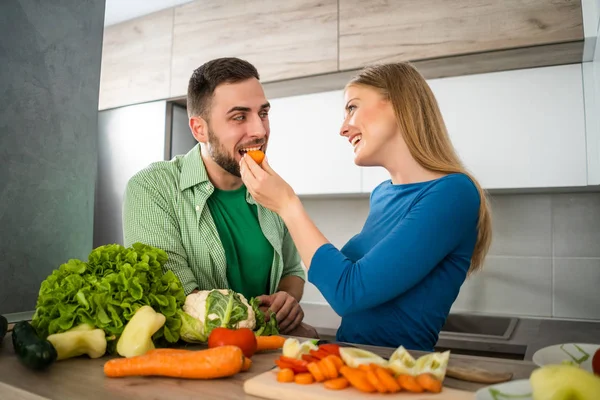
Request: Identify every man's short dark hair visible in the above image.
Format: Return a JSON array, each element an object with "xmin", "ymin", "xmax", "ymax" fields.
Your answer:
[{"xmin": 187, "ymin": 57, "xmax": 260, "ymax": 119}]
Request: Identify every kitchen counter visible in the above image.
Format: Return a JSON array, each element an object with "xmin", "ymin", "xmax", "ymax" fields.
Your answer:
[
  {"xmin": 0, "ymin": 331, "xmax": 539, "ymax": 399},
  {"xmin": 301, "ymin": 304, "xmax": 600, "ymax": 361}
]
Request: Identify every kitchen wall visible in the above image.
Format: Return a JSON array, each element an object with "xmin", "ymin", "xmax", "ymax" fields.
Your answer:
[
  {"xmin": 0, "ymin": 0, "xmax": 105, "ymax": 315},
  {"xmin": 299, "ymin": 190, "xmax": 600, "ymax": 329}
]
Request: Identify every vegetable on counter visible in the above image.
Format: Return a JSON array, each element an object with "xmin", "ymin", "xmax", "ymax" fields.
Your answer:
[
  {"xmin": 529, "ymin": 364, "xmax": 600, "ymax": 400},
  {"xmin": 30, "ymin": 243, "xmax": 186, "ymax": 354},
  {"xmin": 12, "ymin": 321, "xmax": 57, "ymax": 370},
  {"xmin": 273, "ymin": 342, "xmax": 447, "ymax": 394},
  {"xmin": 46, "ymin": 323, "xmax": 106, "ymax": 360},
  {"xmin": 208, "ymin": 327, "xmax": 257, "ymax": 358},
  {"xmin": 179, "ymin": 289, "xmax": 279, "ymax": 344},
  {"xmin": 0, "ymin": 314, "xmax": 7, "ymax": 342},
  {"xmin": 117, "ymin": 305, "xmax": 166, "ymax": 358},
  {"xmin": 256, "ymin": 335, "xmax": 286, "ymax": 353},
  {"xmin": 103, "ymin": 345, "xmax": 245, "ymax": 379}
]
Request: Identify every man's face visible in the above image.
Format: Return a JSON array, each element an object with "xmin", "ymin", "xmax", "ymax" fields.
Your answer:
[{"xmin": 202, "ymin": 78, "xmax": 270, "ymax": 177}]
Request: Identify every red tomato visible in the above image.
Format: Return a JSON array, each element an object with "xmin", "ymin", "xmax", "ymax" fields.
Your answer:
[
  {"xmin": 208, "ymin": 327, "xmax": 257, "ymax": 358},
  {"xmin": 592, "ymin": 348, "xmax": 600, "ymax": 376}
]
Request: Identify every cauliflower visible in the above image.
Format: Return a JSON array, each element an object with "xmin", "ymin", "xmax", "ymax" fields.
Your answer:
[{"xmin": 180, "ymin": 289, "xmax": 273, "ymax": 343}]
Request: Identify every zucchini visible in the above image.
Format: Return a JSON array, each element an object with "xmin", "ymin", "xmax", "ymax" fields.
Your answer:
[
  {"xmin": 11, "ymin": 321, "xmax": 57, "ymax": 370},
  {"xmin": 0, "ymin": 314, "xmax": 7, "ymax": 342}
]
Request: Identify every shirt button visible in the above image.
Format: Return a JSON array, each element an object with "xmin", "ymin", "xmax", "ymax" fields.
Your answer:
[{"xmin": 195, "ymin": 205, "xmax": 200, "ymax": 211}]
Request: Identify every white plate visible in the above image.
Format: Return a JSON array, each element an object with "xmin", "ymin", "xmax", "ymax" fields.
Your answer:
[
  {"xmin": 475, "ymin": 379, "xmax": 533, "ymax": 400},
  {"xmin": 532, "ymin": 343, "xmax": 599, "ymax": 373}
]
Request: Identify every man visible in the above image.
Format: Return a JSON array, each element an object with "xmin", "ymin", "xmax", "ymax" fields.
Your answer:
[{"xmin": 122, "ymin": 57, "xmax": 316, "ymax": 337}]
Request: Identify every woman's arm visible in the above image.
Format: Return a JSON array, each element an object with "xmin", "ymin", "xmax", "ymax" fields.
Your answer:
[{"xmin": 307, "ymin": 177, "xmax": 480, "ymax": 317}]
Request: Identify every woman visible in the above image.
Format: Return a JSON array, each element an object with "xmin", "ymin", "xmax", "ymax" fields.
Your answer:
[{"xmin": 239, "ymin": 62, "xmax": 492, "ymax": 351}]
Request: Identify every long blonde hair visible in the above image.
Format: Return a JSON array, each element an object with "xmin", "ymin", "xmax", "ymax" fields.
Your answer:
[{"xmin": 347, "ymin": 62, "xmax": 492, "ymax": 275}]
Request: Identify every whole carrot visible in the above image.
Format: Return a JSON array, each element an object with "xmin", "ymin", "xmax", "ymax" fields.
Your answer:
[
  {"xmin": 256, "ymin": 335, "xmax": 286, "ymax": 352},
  {"xmin": 104, "ymin": 345, "xmax": 244, "ymax": 379}
]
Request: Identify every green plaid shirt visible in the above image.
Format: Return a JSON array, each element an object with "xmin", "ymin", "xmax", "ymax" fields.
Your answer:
[{"xmin": 122, "ymin": 144, "xmax": 305, "ymax": 295}]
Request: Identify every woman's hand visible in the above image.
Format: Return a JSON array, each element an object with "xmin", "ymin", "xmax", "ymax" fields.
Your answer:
[{"xmin": 239, "ymin": 154, "xmax": 299, "ymax": 216}]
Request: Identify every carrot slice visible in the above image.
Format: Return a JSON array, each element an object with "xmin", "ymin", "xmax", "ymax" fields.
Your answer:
[
  {"xmin": 103, "ymin": 345, "xmax": 244, "ymax": 379},
  {"xmin": 416, "ymin": 373, "xmax": 443, "ymax": 393},
  {"xmin": 375, "ymin": 366, "xmax": 401, "ymax": 393},
  {"xmin": 320, "ymin": 356, "xmax": 339, "ymax": 380},
  {"xmin": 358, "ymin": 364, "xmax": 374, "ymax": 372},
  {"xmin": 256, "ymin": 335, "xmax": 285, "ymax": 352},
  {"xmin": 277, "ymin": 368, "xmax": 295, "ymax": 383},
  {"xmin": 397, "ymin": 374, "xmax": 424, "ymax": 393},
  {"xmin": 366, "ymin": 369, "xmax": 387, "ymax": 393},
  {"xmin": 324, "ymin": 377, "xmax": 349, "ymax": 390},
  {"xmin": 339, "ymin": 366, "xmax": 376, "ymax": 393},
  {"xmin": 328, "ymin": 355, "xmax": 344, "ymax": 370},
  {"xmin": 294, "ymin": 372, "xmax": 315, "ymax": 385},
  {"xmin": 307, "ymin": 362, "xmax": 326, "ymax": 382}
]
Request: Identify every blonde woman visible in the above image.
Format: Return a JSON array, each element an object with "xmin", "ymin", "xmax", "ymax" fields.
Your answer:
[{"xmin": 240, "ymin": 62, "xmax": 492, "ymax": 351}]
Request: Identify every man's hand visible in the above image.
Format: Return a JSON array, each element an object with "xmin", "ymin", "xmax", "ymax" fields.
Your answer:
[{"xmin": 257, "ymin": 291, "xmax": 304, "ymax": 334}]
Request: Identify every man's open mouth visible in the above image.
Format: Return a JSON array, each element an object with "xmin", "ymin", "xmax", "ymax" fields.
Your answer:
[{"xmin": 238, "ymin": 145, "xmax": 264, "ymax": 156}]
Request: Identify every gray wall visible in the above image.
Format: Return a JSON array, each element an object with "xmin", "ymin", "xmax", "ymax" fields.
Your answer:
[
  {"xmin": 299, "ymin": 191, "xmax": 600, "ymax": 325},
  {"xmin": 0, "ymin": 0, "xmax": 105, "ymax": 315}
]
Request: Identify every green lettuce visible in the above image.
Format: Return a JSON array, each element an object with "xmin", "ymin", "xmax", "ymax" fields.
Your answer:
[
  {"xmin": 251, "ymin": 297, "xmax": 279, "ymax": 336},
  {"xmin": 31, "ymin": 243, "xmax": 185, "ymax": 353}
]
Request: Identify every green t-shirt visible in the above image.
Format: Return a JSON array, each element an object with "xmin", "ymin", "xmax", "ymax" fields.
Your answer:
[{"xmin": 206, "ymin": 185, "xmax": 274, "ymax": 300}]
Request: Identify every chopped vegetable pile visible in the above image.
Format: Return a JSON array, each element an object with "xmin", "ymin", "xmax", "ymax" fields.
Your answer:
[
  {"xmin": 275, "ymin": 339, "xmax": 449, "ymax": 393},
  {"xmin": 30, "ymin": 243, "xmax": 186, "ymax": 353}
]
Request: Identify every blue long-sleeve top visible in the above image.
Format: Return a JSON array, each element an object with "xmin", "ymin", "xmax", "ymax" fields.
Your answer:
[{"xmin": 307, "ymin": 173, "xmax": 480, "ymax": 351}]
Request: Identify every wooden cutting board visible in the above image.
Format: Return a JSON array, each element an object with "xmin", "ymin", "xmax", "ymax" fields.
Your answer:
[{"xmin": 243, "ymin": 369, "xmax": 476, "ymax": 400}]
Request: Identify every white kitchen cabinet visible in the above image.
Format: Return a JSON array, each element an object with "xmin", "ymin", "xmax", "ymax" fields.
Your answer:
[
  {"xmin": 362, "ymin": 64, "xmax": 589, "ymax": 192},
  {"xmin": 267, "ymin": 90, "xmax": 362, "ymax": 195}
]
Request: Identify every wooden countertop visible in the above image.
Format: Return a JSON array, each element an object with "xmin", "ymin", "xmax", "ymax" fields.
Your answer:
[{"xmin": 0, "ymin": 332, "xmax": 538, "ymax": 400}]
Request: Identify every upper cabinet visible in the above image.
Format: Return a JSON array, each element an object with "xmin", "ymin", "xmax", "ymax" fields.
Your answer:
[
  {"xmin": 266, "ymin": 90, "xmax": 362, "ymax": 195},
  {"xmin": 98, "ymin": 0, "xmax": 588, "ymax": 111},
  {"xmin": 338, "ymin": 0, "xmax": 584, "ymax": 71},
  {"xmin": 99, "ymin": 9, "xmax": 173, "ymax": 111},
  {"xmin": 168, "ymin": 0, "xmax": 338, "ymax": 98},
  {"xmin": 362, "ymin": 64, "xmax": 589, "ymax": 192}
]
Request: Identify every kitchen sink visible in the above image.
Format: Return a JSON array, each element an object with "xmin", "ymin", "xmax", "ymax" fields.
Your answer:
[{"xmin": 439, "ymin": 313, "xmax": 519, "ymax": 341}]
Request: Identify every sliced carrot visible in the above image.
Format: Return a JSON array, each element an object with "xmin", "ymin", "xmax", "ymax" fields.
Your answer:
[
  {"xmin": 242, "ymin": 357, "xmax": 252, "ymax": 371},
  {"xmin": 294, "ymin": 372, "xmax": 315, "ymax": 385},
  {"xmin": 358, "ymin": 364, "xmax": 375, "ymax": 372},
  {"xmin": 103, "ymin": 345, "xmax": 244, "ymax": 379},
  {"xmin": 256, "ymin": 335, "xmax": 286, "ymax": 352},
  {"xmin": 324, "ymin": 377, "xmax": 349, "ymax": 390},
  {"xmin": 416, "ymin": 373, "xmax": 443, "ymax": 393},
  {"xmin": 339, "ymin": 366, "xmax": 376, "ymax": 393},
  {"xmin": 277, "ymin": 368, "xmax": 295, "ymax": 383},
  {"xmin": 366, "ymin": 369, "xmax": 387, "ymax": 393},
  {"xmin": 247, "ymin": 150, "xmax": 265, "ymax": 164},
  {"xmin": 397, "ymin": 374, "xmax": 424, "ymax": 393},
  {"xmin": 328, "ymin": 355, "xmax": 344, "ymax": 370},
  {"xmin": 307, "ymin": 362, "xmax": 326, "ymax": 382},
  {"xmin": 319, "ymin": 356, "xmax": 339, "ymax": 380},
  {"xmin": 375, "ymin": 366, "xmax": 401, "ymax": 393}
]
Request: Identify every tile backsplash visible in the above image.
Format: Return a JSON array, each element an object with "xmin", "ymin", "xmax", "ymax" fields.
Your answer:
[{"xmin": 298, "ymin": 192, "xmax": 600, "ymax": 328}]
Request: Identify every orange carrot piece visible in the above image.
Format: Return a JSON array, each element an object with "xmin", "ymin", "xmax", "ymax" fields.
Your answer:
[
  {"xmin": 324, "ymin": 377, "xmax": 349, "ymax": 390},
  {"xmin": 375, "ymin": 366, "xmax": 401, "ymax": 393},
  {"xmin": 328, "ymin": 355, "xmax": 344, "ymax": 370},
  {"xmin": 242, "ymin": 357, "xmax": 252, "ymax": 371},
  {"xmin": 320, "ymin": 356, "xmax": 339, "ymax": 380},
  {"xmin": 339, "ymin": 366, "xmax": 376, "ymax": 393},
  {"xmin": 358, "ymin": 364, "xmax": 374, "ymax": 372},
  {"xmin": 307, "ymin": 362, "xmax": 326, "ymax": 382},
  {"xmin": 397, "ymin": 374, "xmax": 424, "ymax": 393},
  {"xmin": 366, "ymin": 369, "xmax": 388, "ymax": 393},
  {"xmin": 256, "ymin": 335, "xmax": 286, "ymax": 352},
  {"xmin": 247, "ymin": 150, "xmax": 265, "ymax": 164},
  {"xmin": 277, "ymin": 368, "xmax": 295, "ymax": 383},
  {"xmin": 104, "ymin": 345, "xmax": 244, "ymax": 379},
  {"xmin": 416, "ymin": 373, "xmax": 443, "ymax": 393},
  {"xmin": 294, "ymin": 372, "xmax": 315, "ymax": 385}
]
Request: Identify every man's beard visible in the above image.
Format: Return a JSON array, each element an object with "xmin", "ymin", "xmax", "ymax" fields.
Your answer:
[{"xmin": 206, "ymin": 128, "xmax": 242, "ymax": 177}]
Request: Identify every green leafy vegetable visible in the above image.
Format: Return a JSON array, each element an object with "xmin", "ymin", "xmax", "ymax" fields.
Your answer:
[
  {"xmin": 31, "ymin": 243, "xmax": 185, "ymax": 353},
  {"xmin": 251, "ymin": 297, "xmax": 278, "ymax": 336}
]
